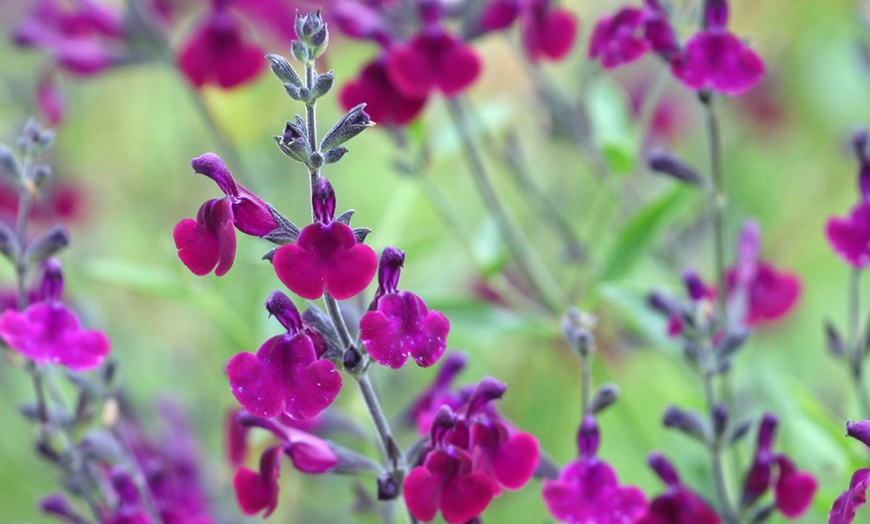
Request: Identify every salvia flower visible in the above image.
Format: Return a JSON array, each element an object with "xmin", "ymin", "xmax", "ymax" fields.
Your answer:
[
  {"xmin": 830, "ymin": 468, "xmax": 870, "ymax": 524},
  {"xmin": 177, "ymin": 0, "xmax": 266, "ymax": 89},
  {"xmin": 386, "ymin": 28, "xmax": 482, "ymax": 98},
  {"xmin": 588, "ymin": 0, "xmax": 678, "ymax": 68},
  {"xmin": 404, "ymin": 378, "xmax": 539, "ymax": 523},
  {"xmin": 0, "ymin": 259, "xmax": 110, "ymax": 371},
  {"xmin": 405, "ymin": 352, "xmax": 470, "ymax": 434},
  {"xmin": 542, "ymin": 415, "xmax": 647, "ymax": 523},
  {"xmin": 740, "ymin": 414, "xmax": 816, "ymax": 519},
  {"xmin": 234, "ymin": 445, "xmax": 282, "ymax": 517},
  {"xmin": 359, "ymin": 247, "xmax": 450, "ymax": 369},
  {"xmin": 638, "ymin": 453, "xmax": 721, "ymax": 524},
  {"xmin": 519, "ymin": 0, "xmax": 578, "ymax": 62},
  {"xmin": 14, "ymin": 0, "xmax": 126, "ymax": 76},
  {"xmin": 272, "ymin": 177, "xmax": 377, "ymax": 300},
  {"xmin": 340, "ymin": 58, "xmax": 428, "ymax": 126},
  {"xmin": 226, "ymin": 291, "xmax": 342, "ymax": 419},
  {"xmin": 173, "ymin": 153, "xmax": 277, "ymax": 277},
  {"xmin": 669, "ymin": 0, "xmax": 764, "ymax": 95}
]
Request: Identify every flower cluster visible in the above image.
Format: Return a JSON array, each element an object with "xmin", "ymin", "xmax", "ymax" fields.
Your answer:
[
  {"xmin": 334, "ymin": 0, "xmax": 578, "ymax": 126},
  {"xmin": 590, "ymin": 0, "xmax": 764, "ymax": 96},
  {"xmin": 404, "ymin": 377, "xmax": 539, "ymax": 523}
]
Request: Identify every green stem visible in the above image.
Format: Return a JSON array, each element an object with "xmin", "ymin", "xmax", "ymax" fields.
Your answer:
[
  {"xmin": 850, "ymin": 269, "xmax": 870, "ymax": 418},
  {"xmin": 445, "ymin": 96, "xmax": 564, "ymax": 313},
  {"xmin": 701, "ymin": 359, "xmax": 738, "ymax": 524},
  {"xmin": 702, "ymin": 94, "xmax": 729, "ymax": 331}
]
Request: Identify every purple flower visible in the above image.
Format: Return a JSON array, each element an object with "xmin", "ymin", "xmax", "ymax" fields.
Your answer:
[
  {"xmin": 234, "ymin": 445, "xmax": 282, "ymax": 517},
  {"xmin": 638, "ymin": 453, "xmax": 721, "ymax": 524},
  {"xmin": 227, "ymin": 292, "xmax": 341, "ymax": 419},
  {"xmin": 589, "ymin": 7, "xmax": 649, "ymax": 68},
  {"xmin": 830, "ymin": 468, "xmax": 870, "ymax": 524},
  {"xmin": 386, "ymin": 29, "xmax": 482, "ymax": 98},
  {"xmin": 741, "ymin": 414, "xmax": 816, "ymax": 519},
  {"xmin": 828, "ymin": 200, "xmax": 870, "ymax": 268},
  {"xmin": 272, "ymin": 178, "xmax": 377, "ymax": 300},
  {"xmin": 340, "ymin": 58, "xmax": 428, "ymax": 126},
  {"xmin": 174, "ymin": 153, "xmax": 277, "ymax": 277},
  {"xmin": 519, "ymin": 0, "xmax": 578, "ymax": 62},
  {"xmin": 543, "ymin": 415, "xmax": 647, "ymax": 523},
  {"xmin": 669, "ymin": 0, "xmax": 764, "ymax": 95},
  {"xmin": 14, "ymin": 0, "xmax": 125, "ymax": 76},
  {"xmin": 406, "ymin": 352, "xmax": 469, "ymax": 434},
  {"xmin": 359, "ymin": 247, "xmax": 450, "ymax": 369},
  {"xmin": 177, "ymin": 0, "xmax": 265, "ymax": 89},
  {"xmin": 404, "ymin": 378, "xmax": 539, "ymax": 523},
  {"xmin": 0, "ymin": 260, "xmax": 110, "ymax": 371}
]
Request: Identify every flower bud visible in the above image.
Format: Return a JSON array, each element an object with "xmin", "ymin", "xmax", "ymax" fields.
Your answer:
[
  {"xmin": 647, "ymin": 148, "xmax": 704, "ymax": 187},
  {"xmin": 323, "ymin": 147, "xmax": 348, "ymax": 164},
  {"xmin": 377, "ymin": 473, "xmax": 400, "ymax": 500},
  {"xmin": 591, "ymin": 383, "xmax": 619, "ymax": 414},
  {"xmin": 0, "ymin": 144, "xmax": 22, "ymax": 182},
  {"xmin": 25, "ymin": 224, "xmax": 69, "ymax": 266},
  {"xmin": 311, "ymin": 70, "xmax": 335, "ymax": 100},
  {"xmin": 266, "ymin": 53, "xmax": 303, "ymax": 87},
  {"xmin": 291, "ymin": 40, "xmax": 309, "ymax": 63},
  {"xmin": 663, "ymin": 405, "xmax": 710, "ymax": 443},
  {"xmin": 320, "ymin": 104, "xmax": 374, "ymax": 152}
]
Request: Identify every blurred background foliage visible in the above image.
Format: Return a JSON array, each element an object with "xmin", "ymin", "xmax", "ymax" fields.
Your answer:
[{"xmin": 2, "ymin": 0, "xmax": 870, "ymax": 522}]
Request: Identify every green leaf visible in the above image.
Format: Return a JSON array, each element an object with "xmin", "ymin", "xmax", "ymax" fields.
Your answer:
[
  {"xmin": 600, "ymin": 186, "xmax": 691, "ymax": 281},
  {"xmin": 585, "ymin": 76, "xmax": 636, "ymax": 176}
]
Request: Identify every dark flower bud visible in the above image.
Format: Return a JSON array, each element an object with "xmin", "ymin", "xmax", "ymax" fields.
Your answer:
[
  {"xmin": 591, "ymin": 383, "xmax": 619, "ymax": 414},
  {"xmin": 663, "ymin": 405, "xmax": 711, "ymax": 443},
  {"xmin": 0, "ymin": 221, "xmax": 19, "ymax": 262},
  {"xmin": 31, "ymin": 164, "xmax": 52, "ymax": 186},
  {"xmin": 648, "ymin": 148, "xmax": 704, "ymax": 187},
  {"xmin": 284, "ymin": 83, "xmax": 304, "ymax": 101},
  {"xmin": 377, "ymin": 473, "xmax": 400, "ymax": 501},
  {"xmin": 291, "ymin": 39, "xmax": 309, "ymax": 63},
  {"xmin": 577, "ymin": 415, "xmax": 600, "ymax": 459},
  {"xmin": 308, "ymin": 151, "xmax": 324, "ymax": 170},
  {"xmin": 266, "ymin": 53, "xmax": 303, "ymax": 87},
  {"xmin": 297, "ymin": 10, "xmax": 325, "ymax": 41},
  {"xmin": 716, "ymin": 327, "xmax": 749, "ymax": 361},
  {"xmin": 682, "ymin": 269, "xmax": 707, "ymax": 301},
  {"xmin": 275, "ymin": 120, "xmax": 310, "ymax": 163},
  {"xmin": 853, "ymin": 127, "xmax": 869, "ymax": 161},
  {"xmin": 311, "ymin": 70, "xmax": 335, "ymax": 100},
  {"xmin": 703, "ymin": 0, "xmax": 728, "ymax": 29},
  {"xmin": 712, "ymin": 402, "xmax": 728, "ymax": 438},
  {"xmin": 321, "ymin": 104, "xmax": 374, "ymax": 152},
  {"xmin": 648, "ymin": 452, "xmax": 680, "ymax": 487},
  {"xmin": 79, "ymin": 428, "xmax": 124, "ymax": 463},
  {"xmin": 309, "ymin": 26, "xmax": 329, "ymax": 54},
  {"xmin": 726, "ymin": 418, "xmax": 753, "ymax": 445},
  {"xmin": 648, "ymin": 290, "xmax": 679, "ymax": 316},
  {"xmin": 266, "ymin": 290, "xmax": 304, "ymax": 333},
  {"xmin": 40, "ymin": 493, "xmax": 87, "ymax": 524},
  {"xmin": 0, "ymin": 144, "xmax": 22, "ymax": 182},
  {"xmin": 42, "ymin": 259, "xmax": 64, "ymax": 302},
  {"xmin": 343, "ymin": 346, "xmax": 362, "ymax": 371},
  {"xmin": 846, "ymin": 419, "xmax": 870, "ymax": 450},
  {"xmin": 323, "ymin": 147, "xmax": 349, "ymax": 164},
  {"xmin": 36, "ymin": 439, "xmax": 61, "ymax": 461},
  {"xmin": 24, "ymin": 225, "xmax": 69, "ymax": 266}
]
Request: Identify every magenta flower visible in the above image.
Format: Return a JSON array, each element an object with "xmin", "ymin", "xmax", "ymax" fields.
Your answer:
[
  {"xmin": 404, "ymin": 378, "xmax": 538, "ymax": 523},
  {"xmin": 638, "ymin": 453, "xmax": 721, "ymax": 524},
  {"xmin": 589, "ymin": 7, "xmax": 649, "ymax": 68},
  {"xmin": 830, "ymin": 468, "xmax": 870, "ymax": 524},
  {"xmin": 227, "ymin": 291, "xmax": 341, "ymax": 419},
  {"xmin": 387, "ymin": 29, "xmax": 482, "ymax": 98},
  {"xmin": 177, "ymin": 0, "xmax": 265, "ymax": 89},
  {"xmin": 360, "ymin": 247, "xmax": 450, "ymax": 369},
  {"xmin": 234, "ymin": 445, "xmax": 282, "ymax": 517},
  {"xmin": 740, "ymin": 414, "xmax": 816, "ymax": 518},
  {"xmin": 520, "ymin": 0, "xmax": 578, "ymax": 62},
  {"xmin": 14, "ymin": 0, "xmax": 125, "ymax": 76},
  {"xmin": 174, "ymin": 153, "xmax": 277, "ymax": 277},
  {"xmin": 406, "ymin": 352, "xmax": 469, "ymax": 434},
  {"xmin": 669, "ymin": 0, "xmax": 764, "ymax": 95},
  {"xmin": 479, "ymin": 0, "xmax": 521, "ymax": 32},
  {"xmin": 0, "ymin": 260, "xmax": 110, "ymax": 371},
  {"xmin": 828, "ymin": 200, "xmax": 870, "ymax": 268},
  {"xmin": 543, "ymin": 415, "xmax": 647, "ymax": 523},
  {"xmin": 272, "ymin": 178, "xmax": 377, "ymax": 300},
  {"xmin": 340, "ymin": 58, "xmax": 428, "ymax": 126}
]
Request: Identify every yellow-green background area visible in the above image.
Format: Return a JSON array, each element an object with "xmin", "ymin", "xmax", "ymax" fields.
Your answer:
[{"xmin": 1, "ymin": 0, "xmax": 869, "ymax": 522}]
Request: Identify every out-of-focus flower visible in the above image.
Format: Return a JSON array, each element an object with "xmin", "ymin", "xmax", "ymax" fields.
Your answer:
[
  {"xmin": 360, "ymin": 247, "xmax": 449, "ymax": 369},
  {"xmin": 340, "ymin": 58, "xmax": 428, "ymax": 126},
  {"xmin": 272, "ymin": 177, "xmax": 377, "ymax": 300},
  {"xmin": 740, "ymin": 414, "xmax": 816, "ymax": 519},
  {"xmin": 405, "ymin": 352, "xmax": 469, "ymax": 434},
  {"xmin": 227, "ymin": 291, "xmax": 341, "ymax": 419},
  {"xmin": 404, "ymin": 378, "xmax": 538, "ymax": 523},
  {"xmin": 543, "ymin": 415, "xmax": 647, "ymax": 523},
  {"xmin": 589, "ymin": 7, "xmax": 648, "ymax": 68},
  {"xmin": 638, "ymin": 453, "xmax": 721, "ymax": 524},
  {"xmin": 386, "ymin": 30, "xmax": 482, "ymax": 98},
  {"xmin": 669, "ymin": 0, "xmax": 764, "ymax": 95},
  {"xmin": 519, "ymin": 0, "xmax": 578, "ymax": 62},
  {"xmin": 234, "ymin": 445, "xmax": 282, "ymax": 517},
  {"xmin": 177, "ymin": 0, "xmax": 266, "ymax": 88},
  {"xmin": 0, "ymin": 259, "xmax": 110, "ymax": 371},
  {"xmin": 828, "ymin": 200, "xmax": 870, "ymax": 268},
  {"xmin": 173, "ymin": 153, "xmax": 277, "ymax": 277},
  {"xmin": 830, "ymin": 468, "xmax": 870, "ymax": 524}
]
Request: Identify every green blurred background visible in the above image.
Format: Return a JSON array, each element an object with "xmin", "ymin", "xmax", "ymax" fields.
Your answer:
[{"xmin": 2, "ymin": 0, "xmax": 870, "ymax": 522}]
